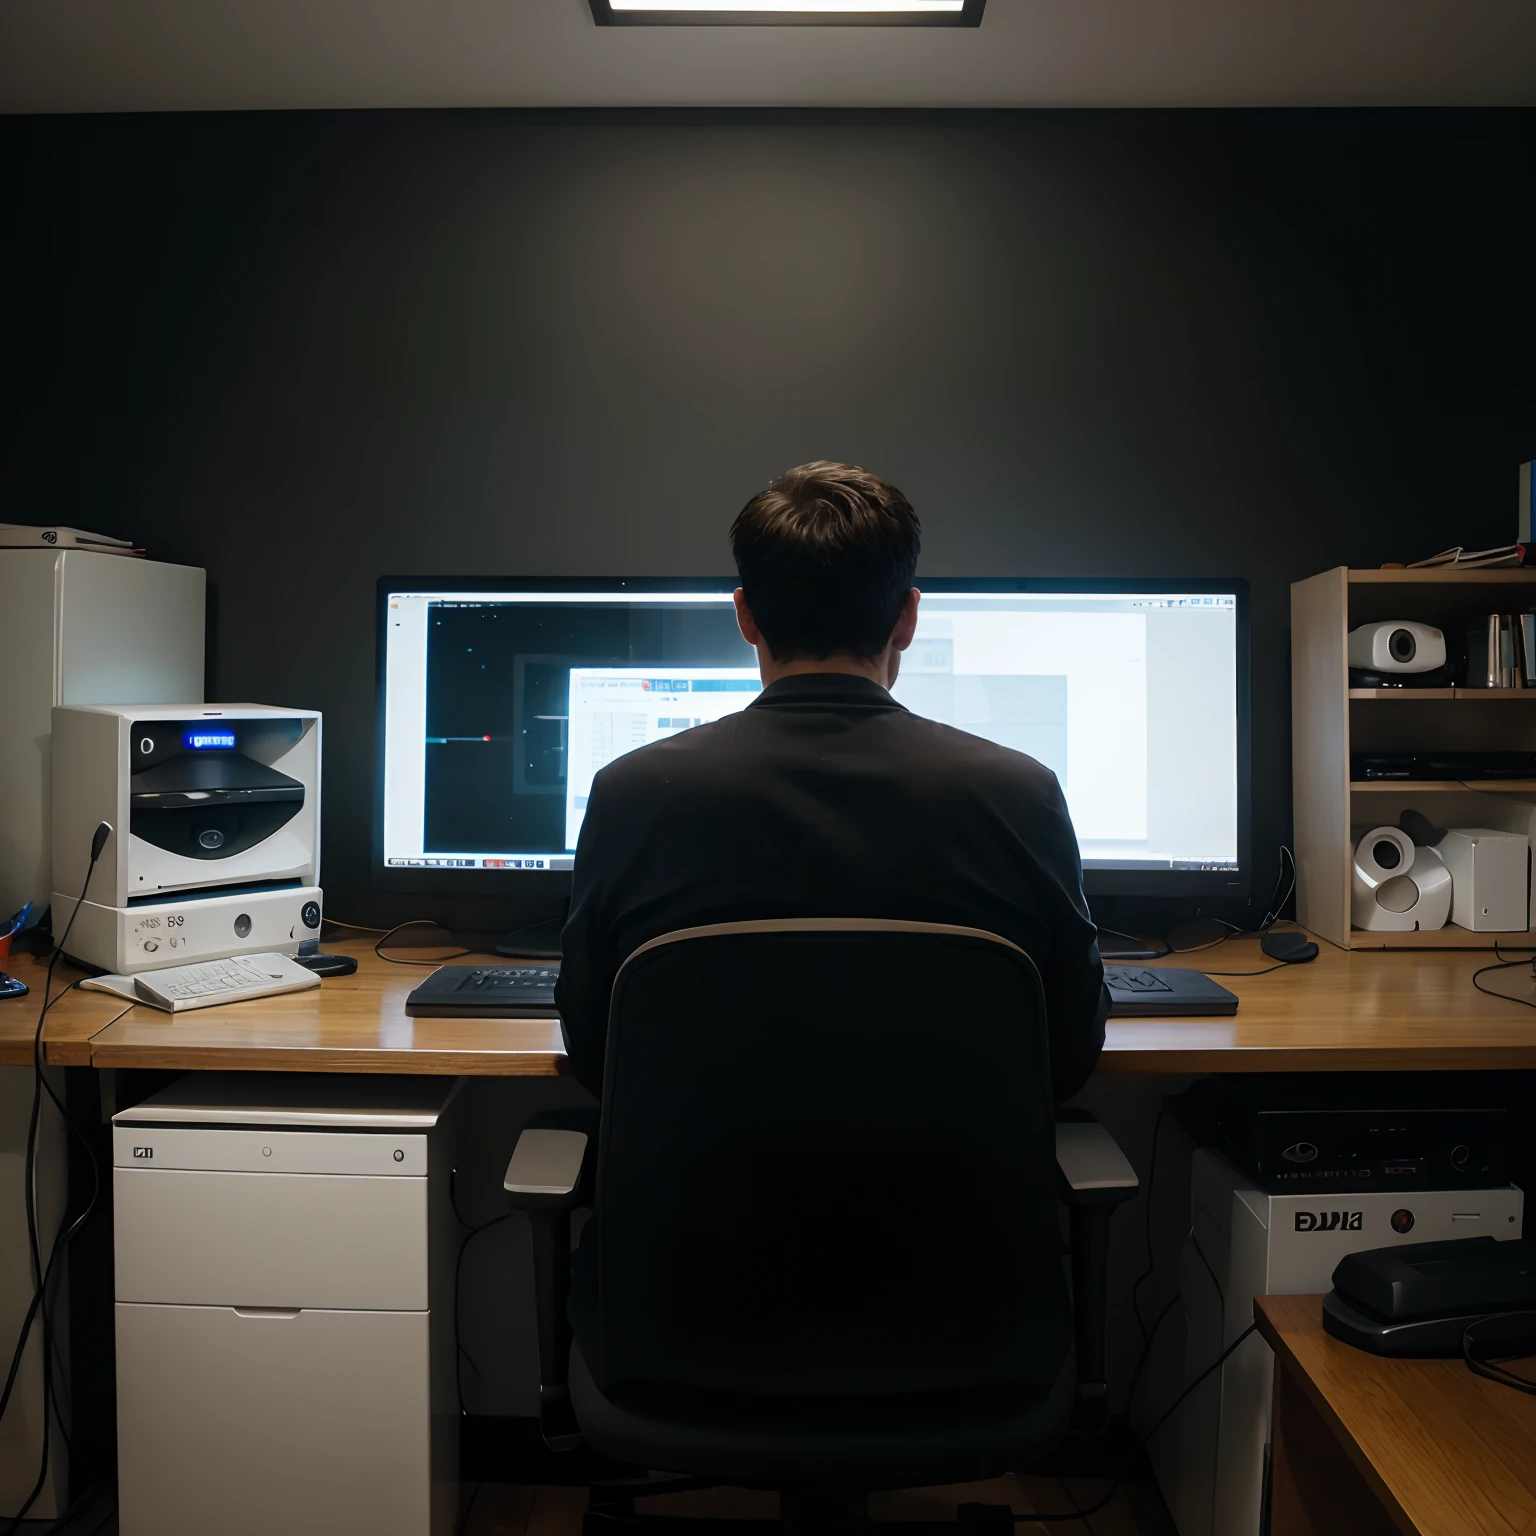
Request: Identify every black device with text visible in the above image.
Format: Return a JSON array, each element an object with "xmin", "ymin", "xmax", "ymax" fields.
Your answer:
[
  {"xmin": 1176, "ymin": 1076, "xmax": 1509, "ymax": 1194},
  {"xmin": 1351, "ymin": 750, "xmax": 1536, "ymax": 782}
]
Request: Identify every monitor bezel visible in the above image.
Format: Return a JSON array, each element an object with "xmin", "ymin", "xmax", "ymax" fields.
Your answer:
[{"xmin": 373, "ymin": 574, "xmax": 1251, "ymax": 899}]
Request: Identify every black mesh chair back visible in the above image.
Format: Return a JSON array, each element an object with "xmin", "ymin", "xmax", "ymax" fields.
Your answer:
[{"xmin": 578, "ymin": 919, "xmax": 1070, "ymax": 1405}]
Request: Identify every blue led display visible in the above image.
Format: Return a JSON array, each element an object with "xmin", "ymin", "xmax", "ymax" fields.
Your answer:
[{"xmin": 184, "ymin": 729, "xmax": 237, "ymax": 751}]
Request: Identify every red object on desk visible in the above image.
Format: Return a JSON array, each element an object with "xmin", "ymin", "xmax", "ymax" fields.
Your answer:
[{"xmin": 0, "ymin": 929, "xmax": 30, "ymax": 998}]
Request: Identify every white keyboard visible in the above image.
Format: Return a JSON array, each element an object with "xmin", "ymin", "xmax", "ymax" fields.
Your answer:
[{"xmin": 131, "ymin": 952, "xmax": 321, "ymax": 1012}]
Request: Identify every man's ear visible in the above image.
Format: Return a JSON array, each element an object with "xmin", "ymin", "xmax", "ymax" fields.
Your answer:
[
  {"xmin": 733, "ymin": 588, "xmax": 763, "ymax": 648},
  {"xmin": 890, "ymin": 588, "xmax": 921, "ymax": 653}
]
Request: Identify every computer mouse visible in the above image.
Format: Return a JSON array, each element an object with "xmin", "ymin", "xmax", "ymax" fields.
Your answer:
[
  {"xmin": 292, "ymin": 952, "xmax": 359, "ymax": 977},
  {"xmin": 1260, "ymin": 930, "xmax": 1319, "ymax": 964}
]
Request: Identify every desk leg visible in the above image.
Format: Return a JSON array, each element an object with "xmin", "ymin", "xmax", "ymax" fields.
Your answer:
[{"xmin": 1268, "ymin": 1361, "xmax": 1400, "ymax": 1536}]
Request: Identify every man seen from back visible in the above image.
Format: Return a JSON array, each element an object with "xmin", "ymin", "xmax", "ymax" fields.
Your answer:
[{"xmin": 554, "ymin": 460, "xmax": 1108, "ymax": 1101}]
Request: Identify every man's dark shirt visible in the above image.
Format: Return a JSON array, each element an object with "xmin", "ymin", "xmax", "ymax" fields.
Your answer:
[{"xmin": 554, "ymin": 672, "xmax": 1108, "ymax": 1103}]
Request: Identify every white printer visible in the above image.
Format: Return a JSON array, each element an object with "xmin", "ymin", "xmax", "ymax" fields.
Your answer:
[{"xmin": 51, "ymin": 703, "xmax": 322, "ymax": 972}]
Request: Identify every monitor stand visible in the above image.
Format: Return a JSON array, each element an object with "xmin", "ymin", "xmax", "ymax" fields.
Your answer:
[{"xmin": 496, "ymin": 906, "xmax": 569, "ymax": 961}]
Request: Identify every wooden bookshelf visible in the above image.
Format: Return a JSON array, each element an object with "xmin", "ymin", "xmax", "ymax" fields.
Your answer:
[
  {"xmin": 1350, "ymin": 780, "xmax": 1536, "ymax": 793},
  {"xmin": 1347, "ymin": 568, "xmax": 1536, "ymax": 585},
  {"xmin": 1293, "ymin": 566, "xmax": 1536, "ymax": 950},
  {"xmin": 1348, "ymin": 687, "xmax": 1536, "ymax": 700}
]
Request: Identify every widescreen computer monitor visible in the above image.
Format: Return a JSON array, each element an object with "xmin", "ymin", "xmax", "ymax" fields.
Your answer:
[{"xmin": 375, "ymin": 577, "xmax": 1250, "ymax": 900}]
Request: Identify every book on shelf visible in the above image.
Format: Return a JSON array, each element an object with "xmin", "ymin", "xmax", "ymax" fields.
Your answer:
[
  {"xmin": 0, "ymin": 523, "xmax": 142, "ymax": 556},
  {"xmin": 1467, "ymin": 612, "xmax": 1536, "ymax": 688},
  {"xmin": 1407, "ymin": 544, "xmax": 1536, "ymax": 570}
]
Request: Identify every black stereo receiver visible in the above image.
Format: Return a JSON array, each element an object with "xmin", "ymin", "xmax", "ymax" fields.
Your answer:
[
  {"xmin": 1350, "ymin": 750, "xmax": 1536, "ymax": 782},
  {"xmin": 1174, "ymin": 1076, "xmax": 1508, "ymax": 1194}
]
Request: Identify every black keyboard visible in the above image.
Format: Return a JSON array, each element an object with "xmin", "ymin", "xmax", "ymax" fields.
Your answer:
[{"xmin": 405, "ymin": 964, "xmax": 560, "ymax": 1018}]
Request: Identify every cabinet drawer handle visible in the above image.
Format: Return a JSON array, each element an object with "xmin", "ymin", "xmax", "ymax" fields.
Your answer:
[{"xmin": 232, "ymin": 1307, "xmax": 301, "ymax": 1319}]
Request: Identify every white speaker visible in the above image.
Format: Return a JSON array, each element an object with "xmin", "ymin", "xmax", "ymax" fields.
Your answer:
[
  {"xmin": 1347, "ymin": 621, "xmax": 1446, "ymax": 674},
  {"xmin": 1351, "ymin": 825, "xmax": 1452, "ymax": 931},
  {"xmin": 1438, "ymin": 828, "xmax": 1530, "ymax": 932}
]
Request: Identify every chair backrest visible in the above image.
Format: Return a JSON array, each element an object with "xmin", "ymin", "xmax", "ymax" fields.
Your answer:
[{"xmin": 586, "ymin": 919, "xmax": 1070, "ymax": 1402}]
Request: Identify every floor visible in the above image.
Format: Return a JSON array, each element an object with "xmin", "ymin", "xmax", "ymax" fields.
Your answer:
[
  {"xmin": 461, "ymin": 1476, "xmax": 1174, "ymax": 1536},
  {"xmin": 45, "ymin": 1474, "xmax": 1176, "ymax": 1535}
]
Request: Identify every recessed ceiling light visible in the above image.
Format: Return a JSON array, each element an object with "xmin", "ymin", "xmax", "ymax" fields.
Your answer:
[{"xmin": 590, "ymin": 0, "xmax": 984, "ymax": 26}]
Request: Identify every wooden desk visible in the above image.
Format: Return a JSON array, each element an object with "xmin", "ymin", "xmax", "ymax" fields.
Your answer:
[
  {"xmin": 8, "ymin": 931, "xmax": 1536, "ymax": 1076},
  {"xmin": 1101, "ymin": 934, "xmax": 1536, "ymax": 1074},
  {"xmin": 0, "ymin": 954, "xmax": 135, "ymax": 1067},
  {"xmin": 1255, "ymin": 1292, "xmax": 1536, "ymax": 1536},
  {"xmin": 4, "ymin": 939, "xmax": 566, "ymax": 1076}
]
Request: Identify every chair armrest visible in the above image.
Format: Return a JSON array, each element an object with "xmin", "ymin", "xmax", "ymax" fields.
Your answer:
[
  {"xmin": 1055, "ymin": 1120, "xmax": 1139, "ymax": 1207},
  {"xmin": 504, "ymin": 1108, "xmax": 597, "ymax": 1451},
  {"xmin": 504, "ymin": 1106, "xmax": 599, "ymax": 1212},
  {"xmin": 1055, "ymin": 1114, "xmax": 1137, "ymax": 1434},
  {"xmin": 505, "ymin": 1129, "xmax": 590, "ymax": 1209}
]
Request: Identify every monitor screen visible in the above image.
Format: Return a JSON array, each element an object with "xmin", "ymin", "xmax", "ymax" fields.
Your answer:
[{"xmin": 375, "ymin": 578, "xmax": 1248, "ymax": 897}]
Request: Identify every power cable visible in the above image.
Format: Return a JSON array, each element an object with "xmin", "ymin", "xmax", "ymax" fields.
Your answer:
[
  {"xmin": 1102, "ymin": 846, "xmax": 1299, "ymax": 963},
  {"xmin": 1125, "ymin": 1291, "xmax": 1180, "ymax": 1419},
  {"xmin": 1053, "ymin": 1475, "xmax": 1096, "ymax": 1535},
  {"xmin": 2, "ymin": 822, "xmax": 112, "ymax": 1534},
  {"xmin": 1190, "ymin": 1233, "xmax": 1224, "ymax": 1309},
  {"xmin": 1463, "ymin": 1312, "xmax": 1536, "ymax": 1396},
  {"xmin": 449, "ymin": 1165, "xmax": 517, "ymax": 1416},
  {"xmin": 1129, "ymin": 1108, "xmax": 1166, "ymax": 1346},
  {"xmin": 1202, "ymin": 962, "xmax": 1290, "ymax": 978},
  {"xmin": 1007, "ymin": 1323, "xmax": 1258, "ymax": 1524},
  {"xmin": 457, "ymin": 1481, "xmax": 484, "ymax": 1536},
  {"xmin": 374, "ymin": 919, "xmax": 473, "ymax": 967},
  {"xmin": 1470, "ymin": 943, "xmax": 1536, "ymax": 1010}
]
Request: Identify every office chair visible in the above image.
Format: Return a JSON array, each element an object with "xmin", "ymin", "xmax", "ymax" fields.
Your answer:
[{"xmin": 505, "ymin": 919, "xmax": 1136, "ymax": 1536}]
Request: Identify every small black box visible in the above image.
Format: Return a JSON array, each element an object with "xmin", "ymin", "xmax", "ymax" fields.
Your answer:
[{"xmin": 1173, "ymin": 1075, "xmax": 1508, "ymax": 1194}]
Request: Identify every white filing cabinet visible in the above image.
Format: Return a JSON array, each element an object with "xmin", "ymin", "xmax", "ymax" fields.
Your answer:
[
  {"xmin": 111, "ymin": 1074, "xmax": 463, "ymax": 1536},
  {"xmin": 1142, "ymin": 1148, "xmax": 1524, "ymax": 1536}
]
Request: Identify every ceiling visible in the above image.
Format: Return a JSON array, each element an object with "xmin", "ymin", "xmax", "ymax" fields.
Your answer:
[{"xmin": 2, "ymin": 0, "xmax": 1534, "ymax": 114}]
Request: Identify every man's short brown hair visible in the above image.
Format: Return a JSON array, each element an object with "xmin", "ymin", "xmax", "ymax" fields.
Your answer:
[{"xmin": 729, "ymin": 461, "xmax": 921, "ymax": 661}]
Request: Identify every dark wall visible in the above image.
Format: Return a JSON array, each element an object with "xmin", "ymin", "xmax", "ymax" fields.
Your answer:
[{"xmin": 3, "ymin": 108, "xmax": 1533, "ymax": 932}]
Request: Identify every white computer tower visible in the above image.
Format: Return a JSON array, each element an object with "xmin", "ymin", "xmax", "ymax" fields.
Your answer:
[
  {"xmin": 51, "ymin": 703, "xmax": 322, "ymax": 972},
  {"xmin": 0, "ymin": 548, "xmax": 204, "ymax": 919},
  {"xmin": 1144, "ymin": 1149, "xmax": 1524, "ymax": 1536},
  {"xmin": 111, "ymin": 1075, "xmax": 463, "ymax": 1536}
]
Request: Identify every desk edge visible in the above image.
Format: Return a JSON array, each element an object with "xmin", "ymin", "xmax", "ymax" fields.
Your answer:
[{"xmin": 1255, "ymin": 1297, "xmax": 1420, "ymax": 1536}]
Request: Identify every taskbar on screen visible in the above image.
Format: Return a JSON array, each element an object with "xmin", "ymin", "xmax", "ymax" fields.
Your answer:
[{"xmin": 385, "ymin": 854, "xmax": 576, "ymax": 871}]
